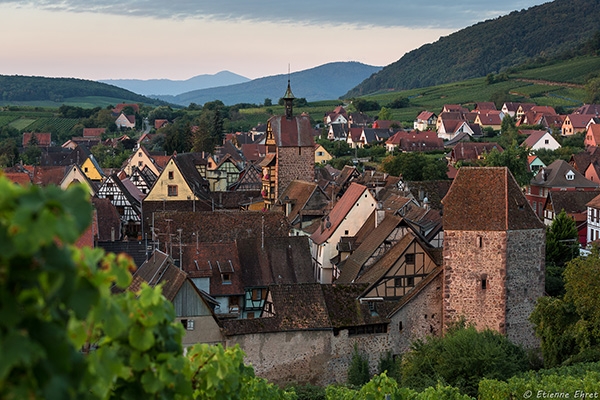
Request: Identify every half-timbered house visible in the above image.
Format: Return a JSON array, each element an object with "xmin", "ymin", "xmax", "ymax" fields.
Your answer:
[{"xmin": 96, "ymin": 174, "xmax": 142, "ymax": 238}]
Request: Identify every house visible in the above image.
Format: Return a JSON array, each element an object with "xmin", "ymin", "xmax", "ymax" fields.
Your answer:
[
  {"xmin": 260, "ymin": 81, "xmax": 314, "ymax": 209},
  {"xmin": 474, "ymin": 110, "xmax": 504, "ymax": 131},
  {"xmin": 515, "ymin": 103, "xmax": 536, "ymax": 118},
  {"xmin": 573, "ymin": 104, "xmax": 600, "ymax": 115},
  {"xmin": 526, "ymin": 159, "xmax": 600, "ymax": 219},
  {"xmin": 22, "ymin": 132, "xmax": 51, "ymax": 148},
  {"xmin": 314, "ymin": 144, "xmax": 332, "ymax": 165},
  {"xmin": 442, "ymin": 167, "xmax": 545, "ymax": 348},
  {"xmin": 474, "ymin": 102, "xmax": 497, "ymax": 112},
  {"xmin": 143, "ymin": 153, "xmax": 212, "ymax": 216},
  {"xmin": 359, "ymin": 128, "xmax": 391, "ymax": 146},
  {"xmin": 310, "ymin": 182, "xmax": 377, "ymax": 283},
  {"xmin": 132, "ymin": 249, "xmax": 224, "ymax": 347},
  {"xmin": 346, "ymin": 127, "xmax": 363, "ymax": 148},
  {"xmin": 586, "ymin": 193, "xmax": 600, "ymax": 244},
  {"xmin": 413, "ymin": 111, "xmax": 437, "ymax": 131},
  {"xmin": 91, "ymin": 197, "xmax": 122, "ymax": 242},
  {"xmin": 387, "ymin": 131, "xmax": 444, "ymax": 153},
  {"xmin": 570, "ymin": 146, "xmax": 600, "ymax": 175},
  {"xmin": 122, "ymin": 145, "xmax": 165, "ymax": 177},
  {"xmin": 448, "ymin": 142, "xmax": 503, "ymax": 165},
  {"xmin": 442, "ymin": 104, "xmax": 469, "ymax": 113},
  {"xmin": 204, "ymin": 153, "xmax": 241, "ymax": 192},
  {"xmin": 437, "ymin": 120, "xmax": 479, "ymax": 141},
  {"xmin": 501, "ymin": 102, "xmax": 522, "ymax": 118},
  {"xmin": 527, "ymin": 155, "xmax": 546, "ymax": 175},
  {"xmin": 115, "ymin": 112, "xmax": 136, "ymax": 129},
  {"xmin": 83, "ymin": 128, "xmax": 105, "ymax": 138},
  {"xmin": 585, "ymin": 124, "xmax": 600, "ymax": 147},
  {"xmin": 80, "ymin": 154, "xmax": 105, "ymax": 182},
  {"xmin": 96, "ymin": 174, "xmax": 143, "ymax": 238},
  {"xmin": 60, "ymin": 164, "xmax": 97, "ymax": 195},
  {"xmin": 521, "ymin": 130, "xmax": 561, "ymax": 152},
  {"xmin": 542, "ymin": 189, "xmax": 600, "ymax": 245},
  {"xmin": 277, "ymin": 180, "xmax": 330, "ymax": 235},
  {"xmin": 562, "ymin": 114, "xmax": 594, "ymax": 136},
  {"xmin": 154, "ymin": 119, "xmax": 169, "ymax": 130},
  {"xmin": 327, "ymin": 124, "xmax": 348, "ymax": 141},
  {"xmin": 128, "ymin": 165, "xmax": 156, "ymax": 196}
]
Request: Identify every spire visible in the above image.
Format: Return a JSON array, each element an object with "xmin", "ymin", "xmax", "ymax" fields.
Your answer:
[{"xmin": 283, "ymin": 79, "xmax": 295, "ymax": 120}]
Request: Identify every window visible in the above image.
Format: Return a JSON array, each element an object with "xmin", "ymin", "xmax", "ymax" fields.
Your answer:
[
  {"xmin": 544, "ymin": 139, "xmax": 549, "ymax": 144},
  {"xmin": 481, "ymin": 274, "xmax": 488, "ymax": 290},
  {"xmin": 168, "ymin": 171, "xmax": 174, "ymax": 180},
  {"xmin": 167, "ymin": 185, "xmax": 178, "ymax": 196},
  {"xmin": 394, "ymin": 277, "xmax": 403, "ymax": 287},
  {"xmin": 181, "ymin": 319, "xmax": 194, "ymax": 330},
  {"xmin": 252, "ymin": 288, "xmax": 263, "ymax": 300},
  {"xmin": 138, "ymin": 152, "xmax": 142, "ymax": 157},
  {"xmin": 566, "ymin": 170, "xmax": 575, "ymax": 180},
  {"xmin": 221, "ymin": 273, "xmax": 231, "ymax": 284},
  {"xmin": 477, "ymin": 235, "xmax": 483, "ymax": 248},
  {"xmin": 405, "ymin": 253, "xmax": 415, "ymax": 264},
  {"xmin": 138, "ymin": 161, "xmax": 143, "ymax": 167},
  {"xmin": 407, "ymin": 276, "xmax": 415, "ymax": 287}
]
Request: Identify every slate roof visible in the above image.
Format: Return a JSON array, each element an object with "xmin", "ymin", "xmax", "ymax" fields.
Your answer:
[
  {"xmin": 221, "ymin": 282, "xmax": 392, "ymax": 336},
  {"xmin": 570, "ymin": 147, "xmax": 600, "ymax": 174},
  {"xmin": 336, "ymin": 213, "xmax": 403, "ymax": 284},
  {"xmin": 443, "ymin": 167, "xmax": 544, "ymax": 231},
  {"xmin": 150, "ymin": 210, "xmax": 291, "ymax": 244},
  {"xmin": 532, "ymin": 159, "xmax": 599, "ymax": 189},
  {"xmin": 91, "ymin": 197, "xmax": 122, "ymax": 241},
  {"xmin": 133, "ymin": 249, "xmax": 187, "ymax": 301},
  {"xmin": 547, "ymin": 189, "xmax": 600, "ymax": 215},
  {"xmin": 574, "ymin": 104, "xmax": 600, "ymax": 115},
  {"xmin": 278, "ymin": 180, "xmax": 328, "ymax": 225}
]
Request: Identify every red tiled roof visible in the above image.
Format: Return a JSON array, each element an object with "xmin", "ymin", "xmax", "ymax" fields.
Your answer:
[
  {"xmin": 83, "ymin": 128, "xmax": 105, "ymax": 137},
  {"xmin": 442, "ymin": 167, "xmax": 544, "ymax": 231},
  {"xmin": 22, "ymin": 132, "xmax": 51, "ymax": 147},
  {"xmin": 310, "ymin": 182, "xmax": 368, "ymax": 245},
  {"xmin": 3, "ymin": 172, "xmax": 32, "ymax": 185}
]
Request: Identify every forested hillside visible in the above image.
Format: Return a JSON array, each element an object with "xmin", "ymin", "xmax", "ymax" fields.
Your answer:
[
  {"xmin": 345, "ymin": 0, "xmax": 600, "ymax": 97},
  {"xmin": 0, "ymin": 75, "xmax": 168, "ymax": 105}
]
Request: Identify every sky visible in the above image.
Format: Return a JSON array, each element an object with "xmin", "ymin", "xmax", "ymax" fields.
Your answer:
[{"xmin": 0, "ymin": 0, "xmax": 549, "ymax": 82}]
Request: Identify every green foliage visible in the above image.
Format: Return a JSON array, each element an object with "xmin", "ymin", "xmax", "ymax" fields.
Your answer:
[
  {"xmin": 91, "ymin": 143, "xmax": 133, "ymax": 169},
  {"xmin": 531, "ymin": 247, "xmax": 600, "ymax": 367},
  {"xmin": 0, "ymin": 177, "xmax": 293, "ymax": 400},
  {"xmin": 288, "ymin": 383, "xmax": 325, "ymax": 400},
  {"xmin": 382, "ymin": 152, "xmax": 448, "ymax": 181},
  {"xmin": 545, "ymin": 209, "xmax": 579, "ymax": 295},
  {"xmin": 388, "ymin": 97, "xmax": 410, "ymax": 109},
  {"xmin": 377, "ymin": 351, "xmax": 401, "ymax": 381},
  {"xmin": 21, "ymin": 144, "xmax": 42, "ymax": 165},
  {"xmin": 483, "ymin": 141, "xmax": 532, "ymax": 187},
  {"xmin": 352, "ymin": 98, "xmax": 380, "ymax": 112},
  {"xmin": 377, "ymin": 106, "xmax": 391, "ymax": 121},
  {"xmin": 347, "ymin": 346, "xmax": 371, "ymax": 387},
  {"xmin": 478, "ymin": 362, "xmax": 600, "ymax": 399},
  {"xmin": 400, "ymin": 324, "xmax": 529, "ymax": 397}
]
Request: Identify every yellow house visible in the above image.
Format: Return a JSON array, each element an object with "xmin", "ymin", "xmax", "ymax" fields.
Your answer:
[
  {"xmin": 144, "ymin": 153, "xmax": 209, "ymax": 202},
  {"xmin": 81, "ymin": 154, "xmax": 105, "ymax": 182},
  {"xmin": 314, "ymin": 144, "xmax": 332, "ymax": 165}
]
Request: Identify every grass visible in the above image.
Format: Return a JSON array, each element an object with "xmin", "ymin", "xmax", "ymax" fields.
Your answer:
[{"xmin": 9, "ymin": 118, "xmax": 37, "ymax": 130}]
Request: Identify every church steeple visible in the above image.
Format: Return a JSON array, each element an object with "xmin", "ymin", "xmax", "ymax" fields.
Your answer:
[{"xmin": 283, "ymin": 79, "xmax": 295, "ymax": 120}]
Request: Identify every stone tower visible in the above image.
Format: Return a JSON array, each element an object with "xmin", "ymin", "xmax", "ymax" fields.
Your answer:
[
  {"xmin": 441, "ymin": 167, "xmax": 545, "ymax": 348},
  {"xmin": 260, "ymin": 80, "xmax": 315, "ymax": 209}
]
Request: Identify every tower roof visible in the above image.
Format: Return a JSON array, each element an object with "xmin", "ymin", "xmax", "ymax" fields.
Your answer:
[
  {"xmin": 283, "ymin": 80, "xmax": 295, "ymax": 100},
  {"xmin": 442, "ymin": 167, "xmax": 544, "ymax": 231}
]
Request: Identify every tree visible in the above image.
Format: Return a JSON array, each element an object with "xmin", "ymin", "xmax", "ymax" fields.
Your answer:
[
  {"xmin": 388, "ymin": 97, "xmax": 409, "ymax": 109},
  {"xmin": 585, "ymin": 76, "xmax": 600, "ymax": 104},
  {"xmin": 483, "ymin": 141, "xmax": 532, "ymax": 187},
  {"xmin": 400, "ymin": 323, "xmax": 529, "ymax": 397},
  {"xmin": 377, "ymin": 107, "xmax": 391, "ymax": 121},
  {"xmin": 531, "ymin": 245, "xmax": 600, "ymax": 367},
  {"xmin": 501, "ymin": 114, "xmax": 516, "ymax": 135},
  {"xmin": 381, "ymin": 152, "xmax": 448, "ymax": 181},
  {"xmin": 545, "ymin": 209, "xmax": 579, "ymax": 296},
  {"xmin": 264, "ymin": 98, "xmax": 272, "ymax": 107},
  {"xmin": 0, "ymin": 177, "xmax": 294, "ymax": 400}
]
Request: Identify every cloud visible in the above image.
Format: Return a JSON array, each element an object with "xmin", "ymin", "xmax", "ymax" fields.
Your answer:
[{"xmin": 2, "ymin": 0, "xmax": 546, "ymax": 29}]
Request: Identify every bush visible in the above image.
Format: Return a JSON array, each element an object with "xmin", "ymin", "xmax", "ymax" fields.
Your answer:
[{"xmin": 347, "ymin": 346, "xmax": 371, "ymax": 387}]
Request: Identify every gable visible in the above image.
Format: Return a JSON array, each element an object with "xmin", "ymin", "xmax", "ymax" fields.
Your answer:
[{"xmin": 145, "ymin": 158, "xmax": 195, "ymax": 201}]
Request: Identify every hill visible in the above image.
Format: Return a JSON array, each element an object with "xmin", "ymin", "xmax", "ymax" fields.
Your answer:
[
  {"xmin": 160, "ymin": 62, "xmax": 382, "ymax": 106},
  {"xmin": 0, "ymin": 75, "xmax": 171, "ymax": 107},
  {"xmin": 345, "ymin": 0, "xmax": 600, "ymax": 97},
  {"xmin": 99, "ymin": 71, "xmax": 250, "ymax": 96}
]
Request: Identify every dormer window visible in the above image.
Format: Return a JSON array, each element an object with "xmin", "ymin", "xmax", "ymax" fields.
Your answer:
[{"xmin": 566, "ymin": 170, "xmax": 575, "ymax": 181}]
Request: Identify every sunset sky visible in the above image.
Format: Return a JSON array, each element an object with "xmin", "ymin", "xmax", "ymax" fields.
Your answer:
[{"xmin": 0, "ymin": 0, "xmax": 548, "ymax": 81}]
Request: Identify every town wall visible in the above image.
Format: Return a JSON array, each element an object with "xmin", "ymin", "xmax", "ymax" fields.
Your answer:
[
  {"xmin": 226, "ymin": 328, "xmax": 394, "ymax": 386},
  {"xmin": 388, "ymin": 273, "xmax": 443, "ymax": 354}
]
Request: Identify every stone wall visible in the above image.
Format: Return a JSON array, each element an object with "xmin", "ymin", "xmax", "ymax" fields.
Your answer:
[
  {"xmin": 443, "ymin": 230, "xmax": 508, "ymax": 333},
  {"xmin": 505, "ymin": 228, "xmax": 545, "ymax": 348},
  {"xmin": 388, "ymin": 273, "xmax": 443, "ymax": 354},
  {"xmin": 226, "ymin": 328, "xmax": 394, "ymax": 386},
  {"xmin": 276, "ymin": 146, "xmax": 314, "ymax": 199}
]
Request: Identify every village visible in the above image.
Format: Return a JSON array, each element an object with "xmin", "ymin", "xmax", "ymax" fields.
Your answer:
[{"xmin": 4, "ymin": 82, "xmax": 600, "ymax": 386}]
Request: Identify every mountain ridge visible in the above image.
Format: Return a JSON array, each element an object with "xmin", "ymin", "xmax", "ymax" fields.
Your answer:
[{"xmin": 99, "ymin": 71, "xmax": 250, "ymax": 97}]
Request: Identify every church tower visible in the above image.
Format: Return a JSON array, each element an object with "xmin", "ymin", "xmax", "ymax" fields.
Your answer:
[
  {"xmin": 441, "ymin": 167, "xmax": 545, "ymax": 348},
  {"xmin": 260, "ymin": 80, "xmax": 315, "ymax": 209}
]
